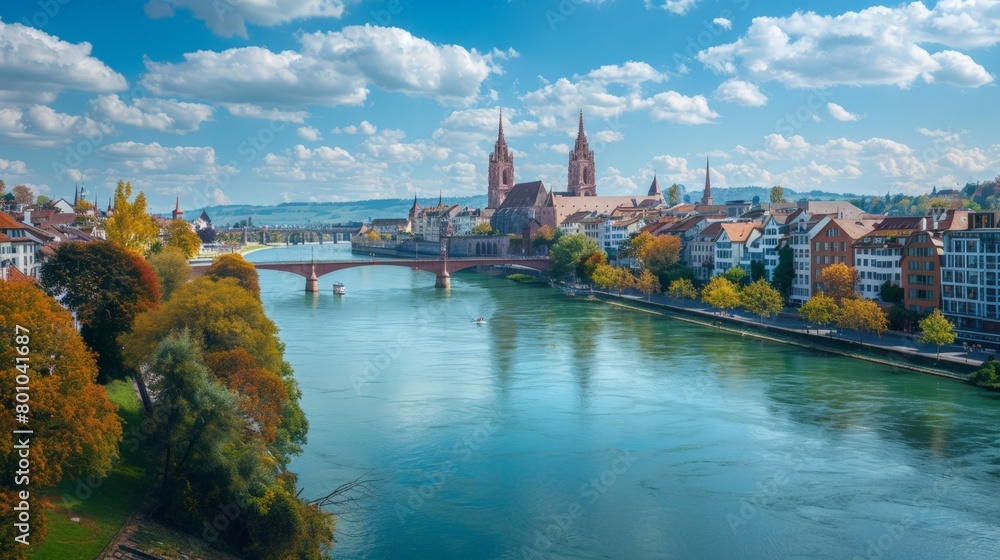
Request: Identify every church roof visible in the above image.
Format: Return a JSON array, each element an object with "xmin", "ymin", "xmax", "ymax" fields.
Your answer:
[
  {"xmin": 498, "ymin": 181, "xmax": 549, "ymax": 209},
  {"xmin": 647, "ymin": 174, "xmax": 662, "ymax": 197},
  {"xmin": 198, "ymin": 210, "xmax": 212, "ymax": 223}
]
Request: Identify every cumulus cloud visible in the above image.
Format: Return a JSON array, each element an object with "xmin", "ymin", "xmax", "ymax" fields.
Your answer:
[
  {"xmin": 88, "ymin": 94, "xmax": 213, "ymax": 133},
  {"xmin": 0, "ymin": 158, "xmax": 28, "ymax": 174},
  {"xmin": 0, "ymin": 105, "xmax": 115, "ymax": 148},
  {"xmin": 644, "ymin": 91, "xmax": 719, "ymax": 124},
  {"xmin": 713, "ymin": 18, "xmax": 732, "ymax": 30},
  {"xmin": 697, "ymin": 3, "xmax": 997, "ymax": 89},
  {"xmin": 593, "ymin": 130, "xmax": 625, "ymax": 143},
  {"xmin": 647, "ymin": 0, "xmax": 700, "ymax": 15},
  {"xmin": 585, "ymin": 61, "xmax": 665, "ymax": 85},
  {"xmin": 221, "ymin": 104, "xmax": 309, "ymax": 123},
  {"xmin": 827, "ymin": 103, "xmax": 861, "ymax": 122},
  {"xmin": 0, "ymin": 21, "xmax": 126, "ymax": 104},
  {"xmin": 712, "ymin": 79, "xmax": 767, "ymax": 107},
  {"xmin": 332, "ymin": 120, "xmax": 378, "ymax": 135},
  {"xmin": 141, "ymin": 25, "xmax": 501, "ymax": 107},
  {"xmin": 143, "ymin": 0, "xmax": 346, "ymax": 38},
  {"xmin": 96, "ymin": 141, "xmax": 238, "ymax": 203},
  {"xmin": 297, "ymin": 126, "xmax": 323, "ymax": 141}
]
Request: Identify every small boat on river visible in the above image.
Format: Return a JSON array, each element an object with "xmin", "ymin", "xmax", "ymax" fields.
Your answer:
[{"xmin": 333, "ymin": 282, "xmax": 346, "ymax": 295}]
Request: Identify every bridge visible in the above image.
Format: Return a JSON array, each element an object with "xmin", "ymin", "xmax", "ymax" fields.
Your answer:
[{"xmin": 191, "ymin": 257, "xmax": 550, "ymax": 291}]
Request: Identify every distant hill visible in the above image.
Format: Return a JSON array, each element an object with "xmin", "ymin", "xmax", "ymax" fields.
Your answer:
[{"xmin": 190, "ymin": 187, "xmax": 854, "ymax": 227}]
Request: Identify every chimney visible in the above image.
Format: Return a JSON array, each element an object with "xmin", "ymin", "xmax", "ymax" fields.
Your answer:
[
  {"xmin": 920, "ymin": 217, "xmax": 927, "ymax": 231},
  {"xmin": 22, "ymin": 210, "xmax": 31, "ymax": 225}
]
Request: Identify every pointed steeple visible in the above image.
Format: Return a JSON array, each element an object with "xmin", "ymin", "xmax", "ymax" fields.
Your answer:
[
  {"xmin": 438, "ymin": 191, "xmax": 443, "ymax": 207},
  {"xmin": 647, "ymin": 172, "xmax": 662, "ymax": 197},
  {"xmin": 409, "ymin": 193, "xmax": 421, "ymax": 219},
  {"xmin": 73, "ymin": 183, "xmax": 79, "ymax": 206},
  {"xmin": 568, "ymin": 109, "xmax": 596, "ymax": 197},
  {"xmin": 701, "ymin": 157, "xmax": 713, "ymax": 205},
  {"xmin": 487, "ymin": 108, "xmax": 516, "ymax": 209},
  {"xmin": 172, "ymin": 196, "xmax": 184, "ymax": 220},
  {"xmin": 574, "ymin": 109, "xmax": 589, "ymax": 153}
]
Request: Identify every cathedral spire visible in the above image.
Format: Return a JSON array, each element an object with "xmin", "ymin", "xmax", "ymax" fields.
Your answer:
[
  {"xmin": 648, "ymin": 172, "xmax": 662, "ymax": 197},
  {"xmin": 567, "ymin": 110, "xmax": 596, "ymax": 197},
  {"xmin": 701, "ymin": 157, "xmax": 713, "ymax": 205},
  {"xmin": 487, "ymin": 108, "xmax": 515, "ymax": 209}
]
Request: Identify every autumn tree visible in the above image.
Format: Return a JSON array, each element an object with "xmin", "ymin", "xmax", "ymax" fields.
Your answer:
[
  {"xmin": 612, "ymin": 266, "xmax": 636, "ymax": 295},
  {"xmin": 206, "ymin": 348, "xmax": 289, "ymax": 444},
  {"xmin": 626, "ymin": 231, "xmax": 654, "ymax": 262},
  {"xmin": 637, "ymin": 268, "xmax": 660, "ymax": 300},
  {"xmin": 723, "ymin": 266, "xmax": 748, "ymax": 286},
  {"xmin": 640, "ymin": 235, "xmax": 682, "ymax": 277},
  {"xmin": 207, "ymin": 253, "xmax": 261, "ymax": 299},
  {"xmin": 148, "ymin": 248, "xmax": 191, "ymax": 301},
  {"xmin": 798, "ymin": 291, "xmax": 838, "ymax": 332},
  {"xmin": 11, "ymin": 184, "xmax": 33, "ymax": 205},
  {"xmin": 741, "ymin": 279, "xmax": 784, "ymax": 323},
  {"xmin": 550, "ymin": 234, "xmax": 599, "ymax": 281},
  {"xmin": 591, "ymin": 263, "xmax": 617, "ymax": 292},
  {"xmin": 0, "ymin": 280, "xmax": 122, "ymax": 559},
  {"xmin": 819, "ymin": 263, "xmax": 859, "ymax": 303},
  {"xmin": 702, "ymin": 276, "xmax": 741, "ymax": 315},
  {"xmin": 164, "ymin": 219, "xmax": 202, "ymax": 258},
  {"xmin": 667, "ymin": 183, "xmax": 681, "ymax": 206},
  {"xmin": 0, "ymin": 178, "xmax": 5, "ymax": 196},
  {"xmin": 105, "ymin": 180, "xmax": 160, "ymax": 253},
  {"xmin": 535, "ymin": 225, "xmax": 560, "ymax": 245},
  {"xmin": 577, "ymin": 250, "xmax": 607, "ymax": 285},
  {"xmin": 472, "ymin": 222, "xmax": 493, "ymax": 236},
  {"xmin": 365, "ymin": 229, "xmax": 381, "ymax": 241},
  {"xmin": 40, "ymin": 241, "xmax": 160, "ymax": 381},
  {"xmin": 835, "ymin": 298, "xmax": 888, "ymax": 343},
  {"xmin": 770, "ymin": 186, "xmax": 786, "ymax": 203},
  {"xmin": 667, "ymin": 278, "xmax": 698, "ymax": 308},
  {"xmin": 917, "ymin": 309, "xmax": 957, "ymax": 359},
  {"xmin": 74, "ymin": 199, "xmax": 95, "ymax": 214}
]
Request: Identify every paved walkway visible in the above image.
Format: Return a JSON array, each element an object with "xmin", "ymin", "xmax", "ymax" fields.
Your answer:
[{"xmin": 590, "ymin": 289, "xmax": 988, "ymax": 370}]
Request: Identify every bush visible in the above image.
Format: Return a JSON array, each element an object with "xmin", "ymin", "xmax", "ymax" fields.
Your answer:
[
  {"xmin": 971, "ymin": 358, "xmax": 1000, "ymax": 389},
  {"xmin": 506, "ymin": 273, "xmax": 536, "ymax": 284}
]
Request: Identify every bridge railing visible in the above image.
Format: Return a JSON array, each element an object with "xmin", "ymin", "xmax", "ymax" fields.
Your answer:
[{"xmin": 251, "ymin": 256, "xmax": 550, "ymax": 265}]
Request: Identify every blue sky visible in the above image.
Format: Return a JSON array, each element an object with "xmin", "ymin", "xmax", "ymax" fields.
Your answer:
[{"xmin": 1, "ymin": 0, "xmax": 998, "ymax": 212}]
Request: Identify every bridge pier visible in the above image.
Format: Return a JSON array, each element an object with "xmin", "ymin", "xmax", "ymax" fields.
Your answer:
[
  {"xmin": 305, "ymin": 266, "xmax": 319, "ymax": 293},
  {"xmin": 435, "ymin": 271, "xmax": 450, "ymax": 289}
]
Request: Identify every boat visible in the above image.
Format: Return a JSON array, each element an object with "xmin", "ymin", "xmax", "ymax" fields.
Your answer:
[
  {"xmin": 474, "ymin": 317, "xmax": 486, "ymax": 325},
  {"xmin": 333, "ymin": 282, "xmax": 346, "ymax": 295}
]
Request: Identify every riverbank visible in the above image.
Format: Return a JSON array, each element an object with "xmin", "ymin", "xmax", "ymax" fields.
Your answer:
[{"xmin": 582, "ymin": 290, "xmax": 980, "ymax": 381}]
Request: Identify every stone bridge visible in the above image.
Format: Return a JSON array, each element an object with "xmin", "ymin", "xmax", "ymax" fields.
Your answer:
[{"xmin": 191, "ymin": 257, "xmax": 550, "ymax": 290}]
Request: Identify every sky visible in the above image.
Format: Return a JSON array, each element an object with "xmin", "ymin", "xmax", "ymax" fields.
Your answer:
[{"xmin": 0, "ymin": 0, "xmax": 999, "ymax": 213}]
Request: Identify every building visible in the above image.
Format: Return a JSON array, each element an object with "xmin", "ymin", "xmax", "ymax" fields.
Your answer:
[
  {"xmin": 566, "ymin": 111, "xmax": 597, "ymax": 197},
  {"xmin": 900, "ymin": 209, "xmax": 970, "ymax": 313},
  {"xmin": 490, "ymin": 181, "xmax": 550, "ymax": 235},
  {"xmin": 760, "ymin": 209, "xmax": 805, "ymax": 281},
  {"xmin": 852, "ymin": 216, "xmax": 924, "ymax": 300},
  {"xmin": 713, "ymin": 222, "xmax": 762, "ymax": 276},
  {"xmin": 0, "ymin": 212, "xmax": 46, "ymax": 278},
  {"xmin": 700, "ymin": 158, "xmax": 713, "ymax": 205},
  {"xmin": 487, "ymin": 110, "xmax": 515, "ymax": 209},
  {"xmin": 690, "ymin": 222, "xmax": 723, "ymax": 282},
  {"xmin": 788, "ymin": 214, "xmax": 827, "ymax": 304},
  {"xmin": 413, "ymin": 197, "xmax": 462, "ymax": 241},
  {"xmin": 941, "ymin": 212, "xmax": 1000, "ymax": 343},
  {"xmin": 452, "ymin": 207, "xmax": 489, "ymax": 236},
  {"xmin": 601, "ymin": 216, "xmax": 646, "ymax": 255},
  {"xmin": 171, "ymin": 197, "xmax": 184, "ymax": 221},
  {"xmin": 810, "ymin": 217, "xmax": 880, "ymax": 297}
]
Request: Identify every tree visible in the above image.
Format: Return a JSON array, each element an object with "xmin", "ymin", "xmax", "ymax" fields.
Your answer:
[
  {"xmin": 741, "ymin": 279, "xmax": 784, "ymax": 323},
  {"xmin": 667, "ymin": 183, "xmax": 681, "ymax": 206},
  {"xmin": 723, "ymin": 266, "xmax": 747, "ymax": 286},
  {"xmin": 835, "ymin": 298, "xmax": 888, "ymax": 343},
  {"xmin": 750, "ymin": 260, "xmax": 766, "ymax": 282},
  {"xmin": 770, "ymin": 186, "xmax": 786, "ymax": 203},
  {"xmin": 819, "ymin": 263, "xmax": 859, "ymax": 303},
  {"xmin": 148, "ymin": 248, "xmax": 191, "ymax": 301},
  {"xmin": 612, "ymin": 266, "xmax": 636, "ymax": 295},
  {"xmin": 40, "ymin": 241, "xmax": 161, "ymax": 381},
  {"xmin": 667, "ymin": 278, "xmax": 698, "ymax": 308},
  {"xmin": 880, "ymin": 280, "xmax": 904, "ymax": 304},
  {"xmin": 622, "ymin": 231, "xmax": 653, "ymax": 263},
  {"xmin": 702, "ymin": 276, "xmax": 741, "ymax": 314},
  {"xmin": 165, "ymin": 219, "xmax": 202, "ymax": 259},
  {"xmin": 471, "ymin": 222, "xmax": 493, "ymax": 236},
  {"xmin": 640, "ymin": 235, "xmax": 682, "ymax": 277},
  {"xmin": 207, "ymin": 253, "xmax": 261, "ymax": 299},
  {"xmin": 365, "ymin": 229, "xmax": 381, "ymax": 241},
  {"xmin": 0, "ymin": 178, "xmax": 5, "ymax": 196},
  {"xmin": 591, "ymin": 263, "xmax": 617, "ymax": 292},
  {"xmin": 105, "ymin": 180, "xmax": 159, "ymax": 253},
  {"xmin": 550, "ymin": 234, "xmax": 599, "ymax": 281},
  {"xmin": 535, "ymin": 225, "xmax": 560, "ymax": 245},
  {"xmin": 0, "ymin": 280, "xmax": 122, "ymax": 559},
  {"xmin": 917, "ymin": 309, "xmax": 957, "ymax": 359},
  {"xmin": 11, "ymin": 184, "xmax": 33, "ymax": 205},
  {"xmin": 36, "ymin": 194, "xmax": 50, "ymax": 206},
  {"xmin": 773, "ymin": 246, "xmax": 794, "ymax": 300},
  {"xmin": 74, "ymin": 199, "xmax": 95, "ymax": 214},
  {"xmin": 798, "ymin": 291, "xmax": 838, "ymax": 332},
  {"xmin": 206, "ymin": 349, "xmax": 289, "ymax": 444},
  {"xmin": 636, "ymin": 268, "xmax": 660, "ymax": 300},
  {"xmin": 577, "ymin": 250, "xmax": 607, "ymax": 284}
]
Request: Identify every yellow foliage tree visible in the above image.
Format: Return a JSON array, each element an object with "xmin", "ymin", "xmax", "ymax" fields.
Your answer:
[
  {"xmin": 164, "ymin": 219, "xmax": 202, "ymax": 259},
  {"xmin": 819, "ymin": 262, "xmax": 860, "ymax": 303},
  {"xmin": 104, "ymin": 180, "xmax": 159, "ymax": 254},
  {"xmin": 702, "ymin": 275, "xmax": 741, "ymax": 314},
  {"xmin": 636, "ymin": 268, "xmax": 660, "ymax": 300},
  {"xmin": 798, "ymin": 291, "xmax": 838, "ymax": 332},
  {"xmin": 667, "ymin": 278, "xmax": 698, "ymax": 308},
  {"xmin": 835, "ymin": 298, "xmax": 889, "ymax": 343}
]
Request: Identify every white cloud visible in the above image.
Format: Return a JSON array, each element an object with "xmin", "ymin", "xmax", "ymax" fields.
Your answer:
[
  {"xmin": 0, "ymin": 105, "xmax": 115, "ymax": 148},
  {"xmin": 827, "ymin": 103, "xmax": 860, "ymax": 122},
  {"xmin": 697, "ymin": 3, "xmax": 997, "ymax": 89},
  {"xmin": 651, "ymin": 154, "xmax": 697, "ymax": 184},
  {"xmin": 712, "ymin": 79, "xmax": 767, "ymax": 107},
  {"xmin": 916, "ymin": 127, "xmax": 961, "ymax": 144},
  {"xmin": 645, "ymin": 91, "xmax": 719, "ymax": 124},
  {"xmin": 647, "ymin": 0, "xmax": 700, "ymax": 16},
  {"xmin": 585, "ymin": 61, "xmax": 665, "ymax": 85},
  {"xmin": 222, "ymin": 104, "xmax": 309, "ymax": 123},
  {"xmin": 143, "ymin": 0, "xmax": 346, "ymax": 38},
  {"xmin": 95, "ymin": 141, "xmax": 238, "ymax": 202},
  {"xmin": 332, "ymin": 120, "xmax": 378, "ymax": 135},
  {"xmin": 88, "ymin": 94, "xmax": 213, "ymax": 134},
  {"xmin": 360, "ymin": 129, "xmax": 450, "ymax": 163},
  {"xmin": 0, "ymin": 158, "xmax": 28, "ymax": 174},
  {"xmin": 713, "ymin": 18, "xmax": 732, "ymax": 30},
  {"xmin": 593, "ymin": 130, "xmax": 625, "ymax": 143},
  {"xmin": 297, "ymin": 126, "xmax": 323, "ymax": 141},
  {"xmin": 0, "ymin": 21, "xmax": 126, "ymax": 104},
  {"xmin": 141, "ymin": 25, "xmax": 500, "ymax": 107}
]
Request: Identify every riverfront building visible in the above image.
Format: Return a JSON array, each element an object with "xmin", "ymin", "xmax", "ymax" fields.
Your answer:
[{"xmin": 941, "ymin": 212, "xmax": 1000, "ymax": 343}]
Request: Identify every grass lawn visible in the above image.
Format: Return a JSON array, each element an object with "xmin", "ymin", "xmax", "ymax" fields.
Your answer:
[{"xmin": 29, "ymin": 379, "xmax": 157, "ymax": 560}]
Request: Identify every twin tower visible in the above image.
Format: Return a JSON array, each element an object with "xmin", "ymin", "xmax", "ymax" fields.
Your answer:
[{"xmin": 487, "ymin": 110, "xmax": 596, "ymax": 209}]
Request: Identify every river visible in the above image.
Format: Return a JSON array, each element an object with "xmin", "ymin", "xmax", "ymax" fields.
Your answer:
[{"xmin": 247, "ymin": 244, "xmax": 1000, "ymax": 559}]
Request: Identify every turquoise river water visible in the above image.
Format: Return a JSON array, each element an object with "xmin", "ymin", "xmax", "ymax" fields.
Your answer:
[{"xmin": 248, "ymin": 244, "xmax": 1000, "ymax": 560}]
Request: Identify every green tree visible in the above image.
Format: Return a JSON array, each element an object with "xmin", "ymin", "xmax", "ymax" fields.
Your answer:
[
  {"xmin": 917, "ymin": 309, "xmax": 957, "ymax": 359},
  {"xmin": 148, "ymin": 248, "xmax": 191, "ymax": 301},
  {"xmin": 40, "ymin": 241, "xmax": 161, "ymax": 381},
  {"xmin": 0, "ymin": 280, "xmax": 122, "ymax": 559},
  {"xmin": 702, "ymin": 276, "xmax": 741, "ymax": 314},
  {"xmin": 35, "ymin": 194, "xmax": 50, "ymax": 206},
  {"xmin": 105, "ymin": 180, "xmax": 159, "ymax": 253},
  {"xmin": 741, "ymin": 279, "xmax": 784, "ymax": 323},
  {"xmin": 667, "ymin": 278, "xmax": 698, "ymax": 308},
  {"xmin": 550, "ymin": 234, "xmax": 599, "ymax": 282},
  {"xmin": 835, "ymin": 297, "xmax": 888, "ymax": 343},
  {"xmin": 798, "ymin": 291, "xmax": 838, "ymax": 332},
  {"xmin": 667, "ymin": 183, "xmax": 681, "ymax": 206},
  {"xmin": 880, "ymin": 280, "xmax": 904, "ymax": 304},
  {"xmin": 773, "ymin": 246, "xmax": 794, "ymax": 300},
  {"xmin": 770, "ymin": 186, "xmax": 786, "ymax": 203},
  {"xmin": 750, "ymin": 260, "xmax": 766, "ymax": 282},
  {"xmin": 471, "ymin": 222, "xmax": 493, "ymax": 236},
  {"xmin": 637, "ymin": 268, "xmax": 660, "ymax": 300},
  {"xmin": 165, "ymin": 219, "xmax": 202, "ymax": 259},
  {"xmin": 207, "ymin": 253, "xmax": 261, "ymax": 300},
  {"xmin": 723, "ymin": 266, "xmax": 747, "ymax": 286}
]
